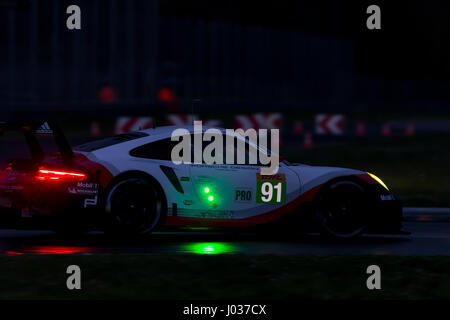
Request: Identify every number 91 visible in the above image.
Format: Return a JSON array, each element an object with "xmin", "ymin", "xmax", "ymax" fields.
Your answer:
[{"xmin": 261, "ymin": 182, "xmax": 282, "ymax": 203}]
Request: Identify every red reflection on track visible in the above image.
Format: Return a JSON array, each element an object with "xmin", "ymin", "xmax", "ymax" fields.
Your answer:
[
  {"xmin": 5, "ymin": 246, "xmax": 93, "ymax": 255},
  {"xmin": 5, "ymin": 251, "xmax": 24, "ymax": 256}
]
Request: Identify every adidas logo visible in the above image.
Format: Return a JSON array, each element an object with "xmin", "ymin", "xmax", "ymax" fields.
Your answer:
[{"xmin": 36, "ymin": 122, "xmax": 53, "ymax": 134}]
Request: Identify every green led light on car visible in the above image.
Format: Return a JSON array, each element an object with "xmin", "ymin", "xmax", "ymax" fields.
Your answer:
[{"xmin": 202, "ymin": 186, "xmax": 216, "ymax": 203}]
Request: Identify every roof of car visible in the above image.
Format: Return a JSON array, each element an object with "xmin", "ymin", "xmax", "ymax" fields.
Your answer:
[{"xmin": 139, "ymin": 125, "xmax": 226, "ymax": 136}]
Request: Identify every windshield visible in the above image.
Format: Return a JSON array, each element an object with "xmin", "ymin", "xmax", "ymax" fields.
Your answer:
[{"xmin": 74, "ymin": 132, "xmax": 148, "ymax": 152}]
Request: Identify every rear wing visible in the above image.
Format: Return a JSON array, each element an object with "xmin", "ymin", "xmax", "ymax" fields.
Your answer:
[{"xmin": 0, "ymin": 121, "xmax": 74, "ymax": 165}]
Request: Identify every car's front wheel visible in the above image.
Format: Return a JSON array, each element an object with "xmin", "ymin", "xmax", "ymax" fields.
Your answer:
[
  {"xmin": 316, "ymin": 180, "xmax": 369, "ymax": 239},
  {"xmin": 104, "ymin": 175, "xmax": 166, "ymax": 237}
]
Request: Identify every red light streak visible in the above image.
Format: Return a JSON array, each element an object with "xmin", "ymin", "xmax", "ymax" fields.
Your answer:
[
  {"xmin": 36, "ymin": 167, "xmax": 86, "ymax": 181},
  {"xmin": 5, "ymin": 246, "xmax": 92, "ymax": 255}
]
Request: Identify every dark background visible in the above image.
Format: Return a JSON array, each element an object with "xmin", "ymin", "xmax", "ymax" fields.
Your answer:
[
  {"xmin": 1, "ymin": 0, "xmax": 450, "ymax": 119},
  {"xmin": 1, "ymin": 2, "xmax": 450, "ymax": 301}
]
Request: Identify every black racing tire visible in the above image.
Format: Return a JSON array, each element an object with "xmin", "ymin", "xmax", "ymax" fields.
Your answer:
[
  {"xmin": 104, "ymin": 175, "xmax": 166, "ymax": 237},
  {"xmin": 316, "ymin": 180, "xmax": 369, "ymax": 239}
]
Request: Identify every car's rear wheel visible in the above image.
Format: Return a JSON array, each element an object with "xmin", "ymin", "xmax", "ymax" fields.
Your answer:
[
  {"xmin": 104, "ymin": 176, "xmax": 166, "ymax": 237},
  {"xmin": 316, "ymin": 180, "xmax": 368, "ymax": 239}
]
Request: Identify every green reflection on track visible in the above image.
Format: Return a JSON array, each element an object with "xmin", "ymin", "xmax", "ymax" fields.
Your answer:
[{"xmin": 183, "ymin": 242, "xmax": 235, "ymax": 254}]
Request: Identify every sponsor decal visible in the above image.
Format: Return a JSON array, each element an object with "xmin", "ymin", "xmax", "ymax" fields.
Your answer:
[
  {"xmin": 83, "ymin": 195, "xmax": 98, "ymax": 208},
  {"xmin": 380, "ymin": 194, "xmax": 394, "ymax": 201},
  {"xmin": 0, "ymin": 185, "xmax": 24, "ymax": 191},
  {"xmin": 256, "ymin": 173, "xmax": 286, "ymax": 204},
  {"xmin": 193, "ymin": 210, "xmax": 233, "ymax": 219},
  {"xmin": 78, "ymin": 182, "xmax": 98, "ymax": 189},
  {"xmin": 68, "ymin": 182, "xmax": 99, "ymax": 195},
  {"xmin": 36, "ymin": 122, "xmax": 53, "ymax": 134},
  {"xmin": 234, "ymin": 188, "xmax": 252, "ymax": 202}
]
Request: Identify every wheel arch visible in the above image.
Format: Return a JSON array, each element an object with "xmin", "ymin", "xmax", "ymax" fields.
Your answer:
[
  {"xmin": 313, "ymin": 174, "xmax": 378, "ymax": 203},
  {"xmin": 103, "ymin": 170, "xmax": 168, "ymax": 224},
  {"xmin": 312, "ymin": 175, "xmax": 375, "ymax": 238}
]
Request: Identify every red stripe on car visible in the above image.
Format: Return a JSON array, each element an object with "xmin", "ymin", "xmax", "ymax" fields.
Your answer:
[{"xmin": 165, "ymin": 185, "xmax": 321, "ymax": 228}]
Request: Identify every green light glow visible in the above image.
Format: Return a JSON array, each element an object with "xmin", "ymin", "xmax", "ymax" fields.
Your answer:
[
  {"xmin": 204, "ymin": 187, "xmax": 210, "ymax": 194},
  {"xmin": 181, "ymin": 226, "xmax": 213, "ymax": 230},
  {"xmin": 208, "ymin": 195, "xmax": 214, "ymax": 201},
  {"xmin": 184, "ymin": 242, "xmax": 235, "ymax": 255}
]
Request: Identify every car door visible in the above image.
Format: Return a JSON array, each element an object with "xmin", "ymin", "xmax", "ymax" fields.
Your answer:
[
  {"xmin": 189, "ymin": 133, "xmax": 301, "ymax": 221},
  {"xmin": 128, "ymin": 138, "xmax": 193, "ymax": 217}
]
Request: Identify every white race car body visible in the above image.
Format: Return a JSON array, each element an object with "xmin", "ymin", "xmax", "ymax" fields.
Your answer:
[
  {"xmin": 72, "ymin": 126, "xmax": 400, "ymax": 230},
  {"xmin": 0, "ymin": 123, "xmax": 403, "ymax": 234}
]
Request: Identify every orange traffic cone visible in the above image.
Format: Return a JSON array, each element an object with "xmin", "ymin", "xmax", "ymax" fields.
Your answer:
[
  {"xmin": 356, "ymin": 121, "xmax": 366, "ymax": 137},
  {"xmin": 405, "ymin": 122, "xmax": 415, "ymax": 136},
  {"xmin": 381, "ymin": 122, "xmax": 391, "ymax": 137},
  {"xmin": 90, "ymin": 121, "xmax": 101, "ymax": 137},
  {"xmin": 303, "ymin": 131, "xmax": 313, "ymax": 149},
  {"xmin": 293, "ymin": 121, "xmax": 303, "ymax": 134}
]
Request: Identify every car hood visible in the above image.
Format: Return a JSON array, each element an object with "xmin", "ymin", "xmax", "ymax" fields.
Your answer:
[{"xmin": 286, "ymin": 163, "xmax": 365, "ymax": 192}]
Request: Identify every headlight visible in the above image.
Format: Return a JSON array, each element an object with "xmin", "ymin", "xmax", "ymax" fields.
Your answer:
[{"xmin": 366, "ymin": 172, "xmax": 389, "ymax": 191}]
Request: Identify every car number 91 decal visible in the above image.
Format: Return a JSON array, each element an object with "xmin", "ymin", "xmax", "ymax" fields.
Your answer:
[{"xmin": 256, "ymin": 173, "xmax": 286, "ymax": 204}]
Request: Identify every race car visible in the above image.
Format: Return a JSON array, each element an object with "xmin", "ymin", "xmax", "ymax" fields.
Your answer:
[{"xmin": 0, "ymin": 121, "xmax": 403, "ymax": 238}]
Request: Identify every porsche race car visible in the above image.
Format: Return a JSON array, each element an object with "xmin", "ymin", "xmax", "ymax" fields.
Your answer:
[{"xmin": 0, "ymin": 121, "xmax": 403, "ymax": 238}]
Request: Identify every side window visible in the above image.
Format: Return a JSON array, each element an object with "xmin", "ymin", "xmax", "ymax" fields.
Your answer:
[
  {"xmin": 130, "ymin": 138, "xmax": 179, "ymax": 161},
  {"xmin": 190, "ymin": 134, "xmax": 213, "ymax": 164},
  {"xmin": 223, "ymin": 135, "xmax": 262, "ymax": 166},
  {"xmin": 224, "ymin": 135, "xmax": 237, "ymax": 164},
  {"xmin": 192, "ymin": 134, "xmax": 233, "ymax": 164}
]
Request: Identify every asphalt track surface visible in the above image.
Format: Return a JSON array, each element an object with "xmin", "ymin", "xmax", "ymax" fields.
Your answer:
[{"xmin": 1, "ymin": 219, "xmax": 450, "ymax": 256}]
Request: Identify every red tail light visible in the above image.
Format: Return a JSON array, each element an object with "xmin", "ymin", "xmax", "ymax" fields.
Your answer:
[{"xmin": 36, "ymin": 167, "xmax": 86, "ymax": 182}]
